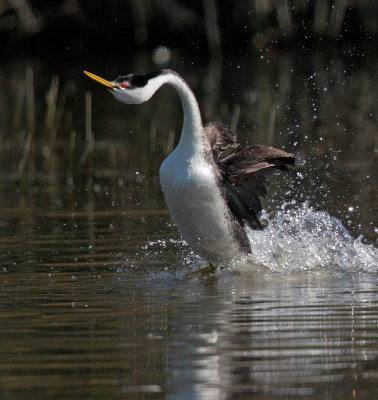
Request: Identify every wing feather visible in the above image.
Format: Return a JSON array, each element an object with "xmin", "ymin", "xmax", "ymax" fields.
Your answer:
[
  {"xmin": 219, "ymin": 145, "xmax": 296, "ymax": 230},
  {"xmin": 203, "ymin": 122, "xmax": 238, "ymax": 159},
  {"xmin": 203, "ymin": 121, "xmax": 296, "ymax": 230}
]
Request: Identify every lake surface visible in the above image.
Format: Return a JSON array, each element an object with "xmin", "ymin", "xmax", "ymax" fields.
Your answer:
[{"xmin": 0, "ymin": 49, "xmax": 377, "ymax": 398}]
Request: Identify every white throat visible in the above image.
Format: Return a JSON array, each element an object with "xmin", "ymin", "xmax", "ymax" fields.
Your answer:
[{"xmin": 149, "ymin": 72, "xmax": 204, "ymax": 154}]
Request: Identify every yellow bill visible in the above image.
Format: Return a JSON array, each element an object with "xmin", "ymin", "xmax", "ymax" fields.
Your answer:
[{"xmin": 84, "ymin": 71, "xmax": 116, "ymax": 88}]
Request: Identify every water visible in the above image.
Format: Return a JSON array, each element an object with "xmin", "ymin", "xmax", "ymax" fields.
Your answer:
[
  {"xmin": 243, "ymin": 202, "xmax": 377, "ymax": 273},
  {"xmin": 0, "ymin": 49, "xmax": 377, "ymax": 398},
  {"xmin": 0, "ymin": 182, "xmax": 376, "ymax": 399}
]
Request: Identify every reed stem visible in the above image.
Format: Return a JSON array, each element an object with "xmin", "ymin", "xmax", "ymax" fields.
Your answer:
[
  {"xmin": 44, "ymin": 75, "xmax": 59, "ymax": 156},
  {"xmin": 80, "ymin": 91, "xmax": 94, "ymax": 166},
  {"xmin": 18, "ymin": 67, "xmax": 34, "ymax": 177}
]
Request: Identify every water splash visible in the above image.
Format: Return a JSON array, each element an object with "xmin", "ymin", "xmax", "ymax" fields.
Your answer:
[
  {"xmin": 123, "ymin": 202, "xmax": 377, "ymax": 277},
  {"xmin": 240, "ymin": 202, "xmax": 377, "ymax": 273}
]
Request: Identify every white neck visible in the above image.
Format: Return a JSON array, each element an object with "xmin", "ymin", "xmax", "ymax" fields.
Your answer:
[{"xmin": 152, "ymin": 71, "xmax": 204, "ymax": 153}]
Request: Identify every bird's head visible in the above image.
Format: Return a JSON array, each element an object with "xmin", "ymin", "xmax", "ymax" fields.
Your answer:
[{"xmin": 84, "ymin": 70, "xmax": 166, "ymax": 104}]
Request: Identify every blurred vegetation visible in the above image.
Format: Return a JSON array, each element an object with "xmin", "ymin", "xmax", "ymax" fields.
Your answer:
[
  {"xmin": 0, "ymin": 48, "xmax": 376, "ymax": 237},
  {"xmin": 1, "ymin": 0, "xmax": 377, "ymax": 56},
  {"xmin": 0, "ymin": 0, "xmax": 376, "ymax": 241}
]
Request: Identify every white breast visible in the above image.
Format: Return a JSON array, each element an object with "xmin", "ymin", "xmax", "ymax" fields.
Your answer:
[{"xmin": 159, "ymin": 146, "xmax": 244, "ymax": 264}]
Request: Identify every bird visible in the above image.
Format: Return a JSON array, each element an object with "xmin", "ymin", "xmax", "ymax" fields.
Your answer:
[{"xmin": 84, "ymin": 69, "xmax": 296, "ymax": 265}]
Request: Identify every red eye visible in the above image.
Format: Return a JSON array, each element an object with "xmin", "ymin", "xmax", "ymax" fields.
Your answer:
[{"xmin": 121, "ymin": 82, "xmax": 127, "ymax": 88}]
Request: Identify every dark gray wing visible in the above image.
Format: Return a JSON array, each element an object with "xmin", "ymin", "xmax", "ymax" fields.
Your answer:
[
  {"xmin": 220, "ymin": 145, "xmax": 296, "ymax": 230},
  {"xmin": 203, "ymin": 122, "xmax": 238, "ymax": 160}
]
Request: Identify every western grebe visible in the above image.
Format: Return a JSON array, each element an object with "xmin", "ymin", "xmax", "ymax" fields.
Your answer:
[{"xmin": 84, "ymin": 69, "xmax": 296, "ymax": 264}]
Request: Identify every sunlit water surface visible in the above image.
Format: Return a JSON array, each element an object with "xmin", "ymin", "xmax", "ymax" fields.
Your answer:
[
  {"xmin": 0, "ymin": 50, "xmax": 377, "ymax": 399},
  {"xmin": 0, "ymin": 181, "xmax": 376, "ymax": 400}
]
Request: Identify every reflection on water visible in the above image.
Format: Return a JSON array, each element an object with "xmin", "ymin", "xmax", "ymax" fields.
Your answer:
[
  {"xmin": 0, "ymin": 49, "xmax": 377, "ymax": 398},
  {"xmin": 167, "ymin": 273, "xmax": 377, "ymax": 399},
  {"xmin": 0, "ymin": 181, "xmax": 376, "ymax": 399}
]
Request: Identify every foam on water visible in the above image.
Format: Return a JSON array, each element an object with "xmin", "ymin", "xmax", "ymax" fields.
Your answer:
[{"xmin": 237, "ymin": 202, "xmax": 377, "ymax": 273}]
